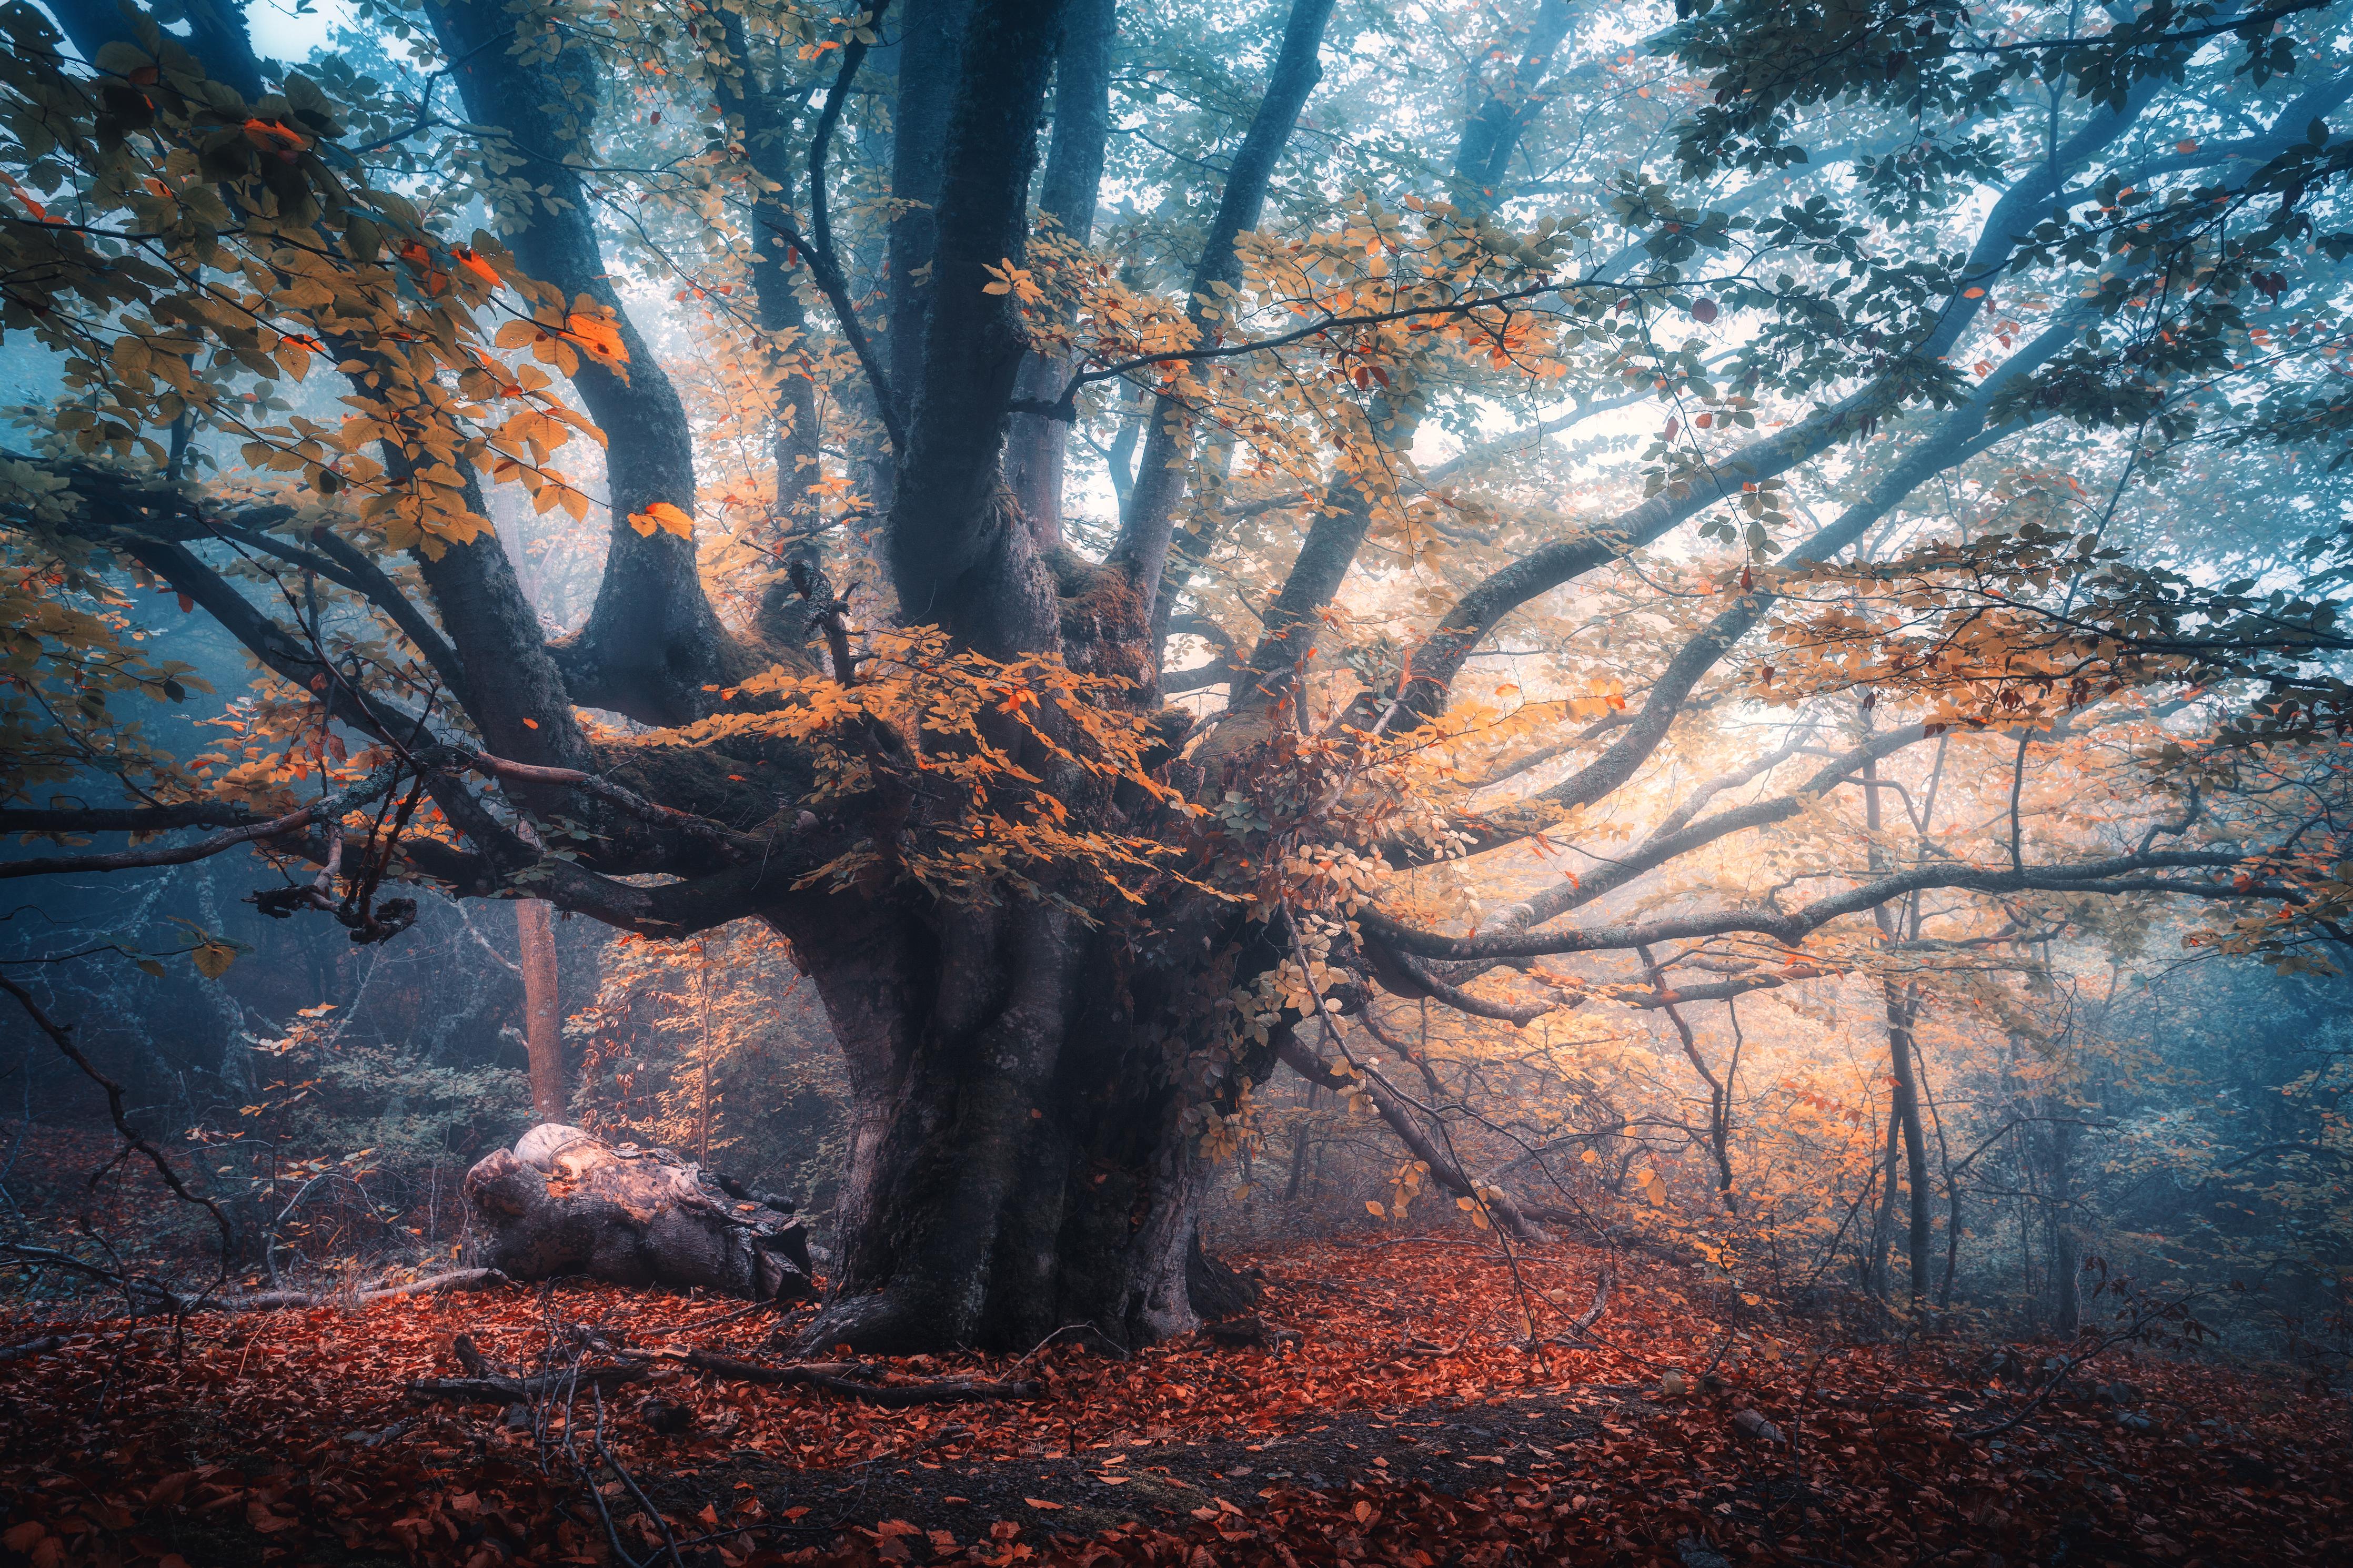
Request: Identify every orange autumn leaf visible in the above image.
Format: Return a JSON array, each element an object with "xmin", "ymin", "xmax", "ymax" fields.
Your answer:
[
  {"xmin": 627, "ymin": 501, "xmax": 693, "ymax": 539},
  {"xmin": 0, "ymin": 170, "xmax": 53, "ymax": 224},
  {"xmin": 242, "ymin": 117, "xmax": 307, "ymax": 149},
  {"xmin": 454, "ymin": 248, "xmax": 501, "ymax": 288},
  {"xmin": 566, "ymin": 311, "xmax": 629, "ymax": 365}
]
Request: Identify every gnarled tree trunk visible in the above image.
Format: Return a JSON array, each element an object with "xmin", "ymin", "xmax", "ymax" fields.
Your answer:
[{"xmin": 776, "ymin": 897, "xmax": 1261, "ymax": 1353}]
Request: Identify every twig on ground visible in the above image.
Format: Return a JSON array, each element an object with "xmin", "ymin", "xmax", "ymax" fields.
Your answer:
[
  {"xmin": 1009, "ymin": 1322, "xmax": 1130, "ymax": 1368},
  {"xmin": 237, "ymin": 1268, "xmax": 514, "ymax": 1312},
  {"xmin": 1955, "ymin": 1292, "xmax": 2189, "ymax": 1441},
  {"xmin": 580, "ymin": 1382, "xmax": 649, "ymax": 1568},
  {"xmin": 594, "ymin": 1382, "xmax": 685, "ymax": 1567},
  {"xmin": 1, "ymin": 1246, "xmax": 510, "ymax": 1318}
]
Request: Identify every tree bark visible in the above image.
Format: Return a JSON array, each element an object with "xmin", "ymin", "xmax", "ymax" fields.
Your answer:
[
  {"xmin": 516, "ymin": 900, "xmax": 565, "ymax": 1121},
  {"xmin": 879, "ymin": 0, "xmax": 978, "ymax": 459},
  {"xmin": 775, "ymin": 897, "xmax": 1259, "ymax": 1352}
]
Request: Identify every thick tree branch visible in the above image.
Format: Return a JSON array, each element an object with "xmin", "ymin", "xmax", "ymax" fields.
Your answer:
[
  {"xmin": 1108, "ymin": 0, "xmax": 1335, "ymax": 613},
  {"xmin": 427, "ymin": 0, "xmax": 737, "ymax": 724},
  {"xmin": 1362, "ymin": 847, "xmax": 2258, "ymax": 964},
  {"xmin": 883, "ymin": 0, "xmax": 1075, "ymax": 653},
  {"xmin": 0, "ymin": 762, "xmax": 406, "ymax": 880},
  {"xmin": 1367, "ymin": 70, "xmax": 2178, "ymax": 727},
  {"xmin": 783, "ymin": 0, "xmax": 903, "ymax": 453},
  {"xmin": 1004, "ymin": 0, "xmax": 1117, "ymax": 543},
  {"xmin": 1, "ymin": 802, "xmax": 272, "ymax": 835}
]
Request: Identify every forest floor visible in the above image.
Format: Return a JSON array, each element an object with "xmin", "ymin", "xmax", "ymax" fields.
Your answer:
[{"xmin": 1, "ymin": 1235, "xmax": 2347, "ymax": 1568}]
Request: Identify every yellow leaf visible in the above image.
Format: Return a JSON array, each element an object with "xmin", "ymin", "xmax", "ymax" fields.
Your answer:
[
  {"xmin": 191, "ymin": 941, "xmax": 237, "ymax": 980},
  {"xmin": 1364, "ymin": 1200, "xmax": 1385, "ymax": 1218}
]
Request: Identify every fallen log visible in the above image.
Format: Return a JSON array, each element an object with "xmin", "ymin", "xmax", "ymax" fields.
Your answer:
[
  {"xmin": 463, "ymin": 1125, "xmax": 812, "ymax": 1301},
  {"xmin": 646, "ymin": 1347, "xmax": 1041, "ymax": 1406},
  {"xmin": 406, "ymin": 1363, "xmax": 652, "ymax": 1404},
  {"xmin": 0, "ymin": 1333, "xmax": 71, "ymax": 1364},
  {"xmin": 0, "ymin": 1244, "xmax": 508, "ymax": 1316},
  {"xmin": 232, "ymin": 1268, "xmax": 512, "ymax": 1311}
]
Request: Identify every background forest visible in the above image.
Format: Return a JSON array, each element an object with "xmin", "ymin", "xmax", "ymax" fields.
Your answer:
[{"xmin": 2, "ymin": 0, "xmax": 2351, "ymax": 1414}]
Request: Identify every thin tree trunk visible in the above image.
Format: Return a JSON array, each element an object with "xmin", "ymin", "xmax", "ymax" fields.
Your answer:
[
  {"xmin": 1885, "ymin": 985, "xmax": 1933, "ymax": 1301},
  {"xmin": 1862, "ymin": 749, "xmax": 1933, "ymax": 1303},
  {"xmin": 2050, "ymin": 1111, "xmax": 2082, "ymax": 1337},
  {"xmin": 1281, "ymin": 1115, "xmax": 1314, "ymax": 1201},
  {"xmin": 516, "ymin": 899, "xmax": 564, "ymax": 1121},
  {"xmin": 1867, "ymin": 1100, "xmax": 1899, "ymax": 1303},
  {"xmin": 710, "ymin": 9, "xmax": 825, "ymax": 615}
]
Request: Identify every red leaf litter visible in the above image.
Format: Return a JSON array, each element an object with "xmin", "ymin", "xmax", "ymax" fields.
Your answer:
[{"xmin": 2, "ymin": 1238, "xmax": 2345, "ymax": 1566}]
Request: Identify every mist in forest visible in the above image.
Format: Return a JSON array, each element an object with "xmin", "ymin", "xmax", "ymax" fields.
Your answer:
[{"xmin": 3, "ymin": 0, "xmax": 2351, "ymax": 1562}]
